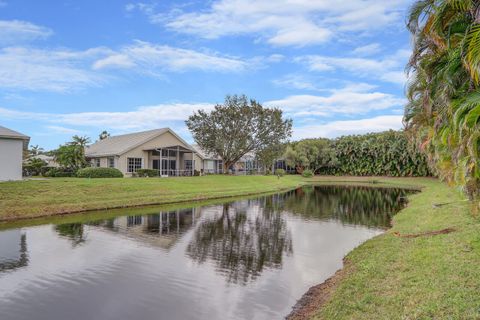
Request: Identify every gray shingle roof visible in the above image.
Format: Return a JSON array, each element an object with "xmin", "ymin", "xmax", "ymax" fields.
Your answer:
[
  {"xmin": 191, "ymin": 144, "xmax": 220, "ymax": 160},
  {"xmin": 0, "ymin": 126, "xmax": 30, "ymax": 140},
  {"xmin": 85, "ymin": 128, "xmax": 194, "ymax": 157}
]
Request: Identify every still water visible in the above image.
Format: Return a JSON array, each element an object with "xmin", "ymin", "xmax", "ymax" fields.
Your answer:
[{"xmin": 0, "ymin": 185, "xmax": 410, "ymax": 320}]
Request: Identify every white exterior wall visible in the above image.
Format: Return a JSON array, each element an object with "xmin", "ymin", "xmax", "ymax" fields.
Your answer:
[
  {"xmin": 118, "ymin": 131, "xmax": 193, "ymax": 176},
  {"xmin": 0, "ymin": 138, "xmax": 24, "ymax": 181}
]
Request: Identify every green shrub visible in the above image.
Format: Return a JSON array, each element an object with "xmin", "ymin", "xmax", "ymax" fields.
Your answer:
[
  {"xmin": 319, "ymin": 130, "xmax": 431, "ymax": 177},
  {"xmin": 44, "ymin": 167, "xmax": 77, "ymax": 177},
  {"xmin": 302, "ymin": 169, "xmax": 313, "ymax": 178},
  {"xmin": 77, "ymin": 167, "xmax": 123, "ymax": 178},
  {"xmin": 136, "ymin": 169, "xmax": 158, "ymax": 177},
  {"xmin": 275, "ymin": 169, "xmax": 285, "ymax": 177},
  {"xmin": 23, "ymin": 158, "xmax": 48, "ymax": 176}
]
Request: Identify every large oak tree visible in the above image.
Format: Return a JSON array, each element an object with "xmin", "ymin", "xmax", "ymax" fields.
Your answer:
[{"xmin": 186, "ymin": 95, "xmax": 292, "ymax": 172}]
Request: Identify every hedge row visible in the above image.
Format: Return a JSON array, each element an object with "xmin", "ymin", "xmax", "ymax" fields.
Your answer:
[
  {"xmin": 76, "ymin": 167, "xmax": 123, "ymax": 178},
  {"xmin": 321, "ymin": 131, "xmax": 431, "ymax": 177}
]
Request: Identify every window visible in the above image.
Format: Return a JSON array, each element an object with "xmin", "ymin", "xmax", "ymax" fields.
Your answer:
[
  {"xmin": 161, "ymin": 149, "xmax": 176, "ymax": 157},
  {"xmin": 185, "ymin": 160, "xmax": 193, "ymax": 170},
  {"xmin": 95, "ymin": 158, "xmax": 101, "ymax": 167},
  {"xmin": 153, "ymin": 159, "xmax": 159, "ymax": 170},
  {"xmin": 108, "ymin": 157, "xmax": 115, "ymax": 168},
  {"xmin": 127, "ymin": 158, "xmax": 142, "ymax": 173}
]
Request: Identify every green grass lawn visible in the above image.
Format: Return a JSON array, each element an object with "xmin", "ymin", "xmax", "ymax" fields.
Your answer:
[
  {"xmin": 306, "ymin": 177, "xmax": 480, "ymax": 319},
  {"xmin": 0, "ymin": 175, "xmax": 304, "ymax": 221}
]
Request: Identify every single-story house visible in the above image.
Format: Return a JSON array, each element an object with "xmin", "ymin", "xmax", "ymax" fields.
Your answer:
[
  {"xmin": 86, "ymin": 128, "xmax": 209, "ymax": 177},
  {"xmin": 85, "ymin": 127, "xmax": 289, "ymax": 177},
  {"xmin": 32, "ymin": 154, "xmax": 60, "ymax": 168},
  {"xmin": 0, "ymin": 126, "xmax": 30, "ymax": 181},
  {"xmin": 191, "ymin": 145, "xmax": 266, "ymax": 174},
  {"xmin": 191, "ymin": 144, "xmax": 224, "ymax": 174}
]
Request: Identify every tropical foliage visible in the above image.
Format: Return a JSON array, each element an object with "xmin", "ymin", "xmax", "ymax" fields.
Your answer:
[
  {"xmin": 324, "ymin": 131, "xmax": 431, "ymax": 176},
  {"xmin": 405, "ymin": 0, "xmax": 480, "ymax": 198},
  {"xmin": 22, "ymin": 157, "xmax": 48, "ymax": 176},
  {"xmin": 54, "ymin": 135, "xmax": 90, "ymax": 171},
  {"xmin": 284, "ymin": 131, "xmax": 430, "ymax": 177},
  {"xmin": 284, "ymin": 138, "xmax": 337, "ymax": 174}
]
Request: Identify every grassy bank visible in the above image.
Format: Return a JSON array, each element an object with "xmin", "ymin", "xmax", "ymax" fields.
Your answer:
[
  {"xmin": 305, "ymin": 177, "xmax": 480, "ymax": 319},
  {"xmin": 0, "ymin": 175, "xmax": 304, "ymax": 221}
]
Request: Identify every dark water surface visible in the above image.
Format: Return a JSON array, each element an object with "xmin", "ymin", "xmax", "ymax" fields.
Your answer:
[{"xmin": 0, "ymin": 185, "xmax": 411, "ymax": 320}]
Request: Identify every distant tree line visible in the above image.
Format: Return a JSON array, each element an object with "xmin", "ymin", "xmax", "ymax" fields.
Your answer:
[{"xmin": 283, "ymin": 130, "xmax": 431, "ymax": 177}]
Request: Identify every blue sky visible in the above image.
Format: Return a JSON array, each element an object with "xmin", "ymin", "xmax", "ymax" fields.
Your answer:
[{"xmin": 0, "ymin": 0, "xmax": 413, "ymax": 150}]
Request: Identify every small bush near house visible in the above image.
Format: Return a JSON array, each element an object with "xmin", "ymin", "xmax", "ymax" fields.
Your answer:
[
  {"xmin": 23, "ymin": 158, "xmax": 48, "ymax": 177},
  {"xmin": 136, "ymin": 169, "xmax": 159, "ymax": 177},
  {"xmin": 77, "ymin": 167, "xmax": 123, "ymax": 178},
  {"xmin": 275, "ymin": 169, "xmax": 285, "ymax": 177},
  {"xmin": 302, "ymin": 169, "xmax": 313, "ymax": 178},
  {"xmin": 44, "ymin": 167, "xmax": 77, "ymax": 177}
]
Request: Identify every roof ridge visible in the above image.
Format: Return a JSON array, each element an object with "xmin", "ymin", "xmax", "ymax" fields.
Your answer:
[
  {"xmin": 104, "ymin": 128, "xmax": 168, "ymax": 139},
  {"xmin": 0, "ymin": 125, "xmax": 30, "ymax": 140}
]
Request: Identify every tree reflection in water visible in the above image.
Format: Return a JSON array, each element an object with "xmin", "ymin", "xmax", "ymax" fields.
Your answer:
[
  {"xmin": 55, "ymin": 223, "xmax": 86, "ymax": 247},
  {"xmin": 281, "ymin": 185, "xmax": 411, "ymax": 228},
  {"xmin": 186, "ymin": 201, "xmax": 292, "ymax": 285}
]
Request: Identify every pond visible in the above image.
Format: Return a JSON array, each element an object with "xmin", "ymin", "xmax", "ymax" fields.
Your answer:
[{"xmin": 0, "ymin": 185, "xmax": 411, "ymax": 320}]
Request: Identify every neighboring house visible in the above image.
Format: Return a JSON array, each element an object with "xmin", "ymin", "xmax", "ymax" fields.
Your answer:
[
  {"xmin": 0, "ymin": 126, "xmax": 30, "ymax": 181},
  {"xmin": 85, "ymin": 128, "xmax": 202, "ymax": 177},
  {"xmin": 191, "ymin": 144, "xmax": 224, "ymax": 174},
  {"xmin": 85, "ymin": 127, "xmax": 286, "ymax": 177},
  {"xmin": 32, "ymin": 154, "xmax": 60, "ymax": 168},
  {"xmin": 273, "ymin": 159, "xmax": 297, "ymax": 174}
]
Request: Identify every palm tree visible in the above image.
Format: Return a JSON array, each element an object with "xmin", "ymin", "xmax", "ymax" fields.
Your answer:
[
  {"xmin": 406, "ymin": 0, "xmax": 480, "ymax": 199},
  {"xmin": 99, "ymin": 130, "xmax": 110, "ymax": 140},
  {"xmin": 70, "ymin": 135, "xmax": 90, "ymax": 147},
  {"xmin": 29, "ymin": 145, "xmax": 44, "ymax": 156}
]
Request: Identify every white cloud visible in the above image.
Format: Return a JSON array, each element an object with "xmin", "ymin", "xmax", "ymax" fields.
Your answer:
[
  {"xmin": 158, "ymin": 0, "xmax": 409, "ymax": 47},
  {"xmin": 93, "ymin": 41, "xmax": 252, "ymax": 73},
  {"xmin": 352, "ymin": 43, "xmax": 381, "ymax": 56},
  {"xmin": 92, "ymin": 54, "xmax": 135, "ymax": 70},
  {"xmin": 0, "ymin": 40, "xmax": 255, "ymax": 92},
  {"xmin": 272, "ymin": 74, "xmax": 321, "ymax": 91},
  {"xmin": 46, "ymin": 126, "xmax": 83, "ymax": 134},
  {"xmin": 293, "ymin": 115, "xmax": 404, "ymax": 139},
  {"xmin": 0, "ymin": 20, "xmax": 52, "ymax": 45},
  {"xmin": 0, "ymin": 103, "xmax": 214, "ymax": 131},
  {"xmin": 296, "ymin": 49, "xmax": 410, "ymax": 85},
  {"xmin": 265, "ymin": 84, "xmax": 405, "ymax": 117},
  {"xmin": 0, "ymin": 47, "xmax": 107, "ymax": 92},
  {"xmin": 266, "ymin": 54, "xmax": 285, "ymax": 63}
]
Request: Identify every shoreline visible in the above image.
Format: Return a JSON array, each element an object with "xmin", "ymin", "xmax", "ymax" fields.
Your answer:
[
  {"xmin": 287, "ymin": 260, "xmax": 350, "ymax": 320},
  {"xmin": 0, "ymin": 183, "xmax": 303, "ymax": 223}
]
